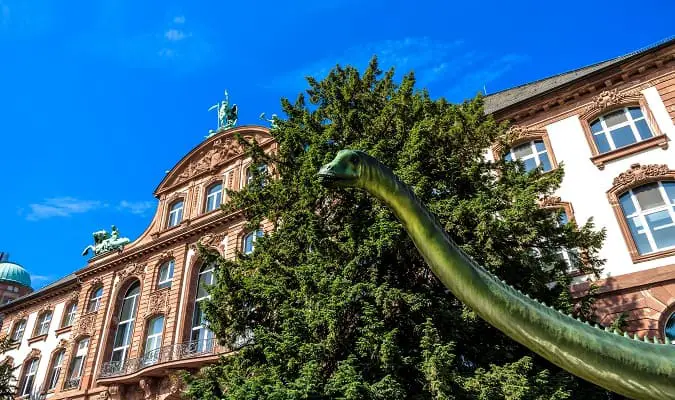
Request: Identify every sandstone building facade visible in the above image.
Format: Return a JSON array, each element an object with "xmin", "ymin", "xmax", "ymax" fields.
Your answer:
[
  {"xmin": 0, "ymin": 37, "xmax": 674, "ymax": 400},
  {"xmin": 0, "ymin": 126, "xmax": 276, "ymax": 399}
]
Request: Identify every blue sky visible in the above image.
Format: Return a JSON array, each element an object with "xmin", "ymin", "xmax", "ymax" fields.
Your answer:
[{"xmin": 0, "ymin": 0, "xmax": 673, "ymax": 289}]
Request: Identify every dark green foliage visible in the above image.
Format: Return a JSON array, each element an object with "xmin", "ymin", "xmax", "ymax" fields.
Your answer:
[
  {"xmin": 0, "ymin": 336, "xmax": 18, "ymax": 399},
  {"xmin": 185, "ymin": 58, "xmax": 618, "ymax": 399}
]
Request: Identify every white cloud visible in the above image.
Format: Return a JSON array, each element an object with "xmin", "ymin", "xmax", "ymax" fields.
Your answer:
[
  {"xmin": 173, "ymin": 15, "xmax": 185, "ymax": 24},
  {"xmin": 31, "ymin": 274, "xmax": 53, "ymax": 283},
  {"xmin": 26, "ymin": 197, "xmax": 103, "ymax": 221},
  {"xmin": 165, "ymin": 28, "xmax": 188, "ymax": 41},
  {"xmin": 118, "ymin": 200, "xmax": 155, "ymax": 216}
]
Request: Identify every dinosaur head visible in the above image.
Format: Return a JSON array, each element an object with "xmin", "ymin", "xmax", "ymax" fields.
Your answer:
[{"xmin": 317, "ymin": 149, "xmax": 365, "ymax": 188}]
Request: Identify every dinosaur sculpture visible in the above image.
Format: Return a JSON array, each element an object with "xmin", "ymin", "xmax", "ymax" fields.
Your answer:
[{"xmin": 317, "ymin": 149, "xmax": 675, "ymax": 400}]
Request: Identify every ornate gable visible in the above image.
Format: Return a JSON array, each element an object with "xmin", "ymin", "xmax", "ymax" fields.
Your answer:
[{"xmin": 155, "ymin": 126, "xmax": 272, "ymax": 197}]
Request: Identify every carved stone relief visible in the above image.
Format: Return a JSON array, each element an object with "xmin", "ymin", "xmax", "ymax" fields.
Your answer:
[
  {"xmin": 612, "ymin": 163, "xmax": 670, "ymax": 192},
  {"xmin": 74, "ymin": 312, "xmax": 97, "ymax": 337},
  {"xmin": 139, "ymin": 377, "xmax": 156, "ymax": 400},
  {"xmin": 585, "ymin": 87, "xmax": 641, "ymax": 114},
  {"xmin": 539, "ymin": 196, "xmax": 562, "ymax": 208},
  {"xmin": 116, "ymin": 262, "xmax": 147, "ymax": 281},
  {"xmin": 145, "ymin": 289, "xmax": 171, "ymax": 318}
]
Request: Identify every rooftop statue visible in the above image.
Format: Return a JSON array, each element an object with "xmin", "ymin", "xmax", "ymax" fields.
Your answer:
[
  {"xmin": 259, "ymin": 112, "xmax": 278, "ymax": 129},
  {"xmin": 207, "ymin": 90, "xmax": 238, "ymax": 138},
  {"xmin": 81, "ymin": 225, "xmax": 131, "ymax": 257},
  {"xmin": 318, "ymin": 150, "xmax": 675, "ymax": 400}
]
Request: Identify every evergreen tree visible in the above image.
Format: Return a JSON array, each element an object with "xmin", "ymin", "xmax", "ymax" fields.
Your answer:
[
  {"xmin": 0, "ymin": 336, "xmax": 18, "ymax": 399},
  {"xmin": 185, "ymin": 58, "xmax": 617, "ymax": 399}
]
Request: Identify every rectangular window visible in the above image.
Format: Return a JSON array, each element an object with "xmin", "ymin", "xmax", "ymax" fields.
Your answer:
[{"xmin": 20, "ymin": 358, "xmax": 39, "ymax": 396}]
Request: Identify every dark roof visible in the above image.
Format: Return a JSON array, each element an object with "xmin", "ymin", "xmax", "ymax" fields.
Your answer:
[
  {"xmin": 484, "ymin": 36, "xmax": 675, "ymax": 115},
  {"xmin": 0, "ymin": 273, "xmax": 77, "ymax": 312}
]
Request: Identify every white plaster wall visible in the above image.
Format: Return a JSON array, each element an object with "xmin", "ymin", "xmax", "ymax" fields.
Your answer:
[
  {"xmin": 4, "ymin": 301, "xmax": 70, "ymax": 398},
  {"xmin": 543, "ymin": 85, "xmax": 675, "ymax": 279}
]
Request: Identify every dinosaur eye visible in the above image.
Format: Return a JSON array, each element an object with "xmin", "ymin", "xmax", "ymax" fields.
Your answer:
[{"xmin": 351, "ymin": 156, "xmax": 359, "ymax": 165}]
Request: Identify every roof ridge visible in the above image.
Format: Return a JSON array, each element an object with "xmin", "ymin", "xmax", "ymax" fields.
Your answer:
[{"xmin": 486, "ymin": 36, "xmax": 674, "ymax": 99}]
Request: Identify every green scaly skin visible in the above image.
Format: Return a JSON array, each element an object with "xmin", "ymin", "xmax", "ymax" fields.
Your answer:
[{"xmin": 317, "ymin": 149, "xmax": 675, "ymax": 400}]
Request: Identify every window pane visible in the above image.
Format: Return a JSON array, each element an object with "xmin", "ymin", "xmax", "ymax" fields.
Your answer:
[
  {"xmin": 628, "ymin": 107, "xmax": 644, "ymax": 120},
  {"xmin": 192, "ymin": 305, "xmax": 204, "ymax": 328},
  {"xmin": 590, "ymin": 120, "xmax": 603, "ymax": 133},
  {"xmin": 539, "ymin": 154, "xmax": 552, "ymax": 172},
  {"xmin": 609, "ymin": 125, "xmax": 637, "ymax": 148},
  {"xmin": 504, "ymin": 153, "xmax": 512, "ymax": 162},
  {"xmin": 111, "ymin": 349, "xmax": 124, "ymax": 363},
  {"xmin": 149, "ymin": 316, "xmax": 164, "ymax": 335},
  {"xmin": 114, "ymin": 323, "xmax": 129, "ymax": 347},
  {"xmin": 634, "ymin": 119, "xmax": 653, "ymax": 140},
  {"xmin": 512, "ymin": 142, "xmax": 533, "ymax": 158},
  {"xmin": 663, "ymin": 182, "xmax": 675, "ymax": 203},
  {"xmin": 534, "ymin": 140, "xmax": 546, "ymax": 152},
  {"xmin": 120, "ymin": 298, "xmax": 136, "ymax": 321},
  {"xmin": 627, "ymin": 217, "xmax": 652, "ymax": 254},
  {"xmin": 557, "ymin": 210, "xmax": 569, "ymax": 226},
  {"xmin": 522, "ymin": 157, "xmax": 537, "ymax": 173},
  {"xmin": 645, "ymin": 211, "xmax": 675, "ymax": 250},
  {"xmin": 634, "ymin": 183, "xmax": 665, "ymax": 210},
  {"xmin": 593, "ymin": 133, "xmax": 612, "ymax": 153},
  {"xmin": 69, "ymin": 357, "xmax": 83, "ymax": 379},
  {"xmin": 603, "ymin": 109, "xmax": 628, "ymax": 127}
]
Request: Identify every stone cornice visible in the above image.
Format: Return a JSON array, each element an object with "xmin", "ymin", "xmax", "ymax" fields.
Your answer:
[
  {"xmin": 0, "ymin": 280, "xmax": 80, "ymax": 315},
  {"xmin": 77, "ymin": 208, "xmax": 245, "ymax": 279}
]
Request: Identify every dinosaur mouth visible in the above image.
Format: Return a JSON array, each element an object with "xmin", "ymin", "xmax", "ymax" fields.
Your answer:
[{"xmin": 316, "ymin": 171, "xmax": 355, "ymax": 186}]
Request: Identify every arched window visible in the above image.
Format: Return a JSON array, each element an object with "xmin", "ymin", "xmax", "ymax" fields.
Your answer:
[
  {"xmin": 245, "ymin": 164, "xmax": 268, "ymax": 187},
  {"xmin": 167, "ymin": 200, "xmax": 184, "ymax": 228},
  {"xmin": 46, "ymin": 349, "xmax": 65, "ymax": 391},
  {"xmin": 618, "ymin": 181, "xmax": 675, "ymax": 255},
  {"xmin": 157, "ymin": 260, "xmax": 175, "ymax": 289},
  {"xmin": 19, "ymin": 357, "xmax": 39, "ymax": 396},
  {"xmin": 504, "ymin": 139, "xmax": 553, "ymax": 173},
  {"xmin": 87, "ymin": 286, "xmax": 103, "ymax": 313},
  {"xmin": 35, "ymin": 310, "xmax": 52, "ymax": 336},
  {"xmin": 61, "ymin": 302, "xmax": 77, "ymax": 328},
  {"xmin": 10, "ymin": 319, "xmax": 26, "ymax": 342},
  {"xmin": 143, "ymin": 315, "xmax": 165, "ymax": 365},
  {"xmin": 590, "ymin": 106, "xmax": 654, "ymax": 154},
  {"xmin": 242, "ymin": 229, "xmax": 263, "ymax": 255},
  {"xmin": 65, "ymin": 337, "xmax": 89, "ymax": 389},
  {"xmin": 110, "ymin": 281, "xmax": 141, "ymax": 368},
  {"xmin": 205, "ymin": 183, "xmax": 223, "ymax": 212},
  {"xmin": 191, "ymin": 263, "xmax": 216, "ymax": 352}
]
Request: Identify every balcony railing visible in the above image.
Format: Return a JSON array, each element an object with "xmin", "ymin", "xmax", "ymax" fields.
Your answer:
[{"xmin": 99, "ymin": 338, "xmax": 222, "ymax": 379}]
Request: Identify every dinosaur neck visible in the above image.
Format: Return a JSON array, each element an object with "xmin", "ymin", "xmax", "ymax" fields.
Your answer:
[{"xmin": 359, "ymin": 157, "xmax": 675, "ymax": 400}]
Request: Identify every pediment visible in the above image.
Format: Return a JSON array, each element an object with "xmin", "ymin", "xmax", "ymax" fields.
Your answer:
[{"xmin": 155, "ymin": 125, "xmax": 272, "ymax": 196}]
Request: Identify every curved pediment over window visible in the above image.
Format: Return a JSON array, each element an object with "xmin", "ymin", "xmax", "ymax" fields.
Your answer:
[{"xmin": 154, "ymin": 125, "xmax": 273, "ymax": 197}]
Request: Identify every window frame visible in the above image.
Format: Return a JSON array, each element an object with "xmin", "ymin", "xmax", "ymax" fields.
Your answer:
[
  {"xmin": 204, "ymin": 182, "xmax": 224, "ymax": 213},
  {"xmin": 11, "ymin": 319, "xmax": 26, "ymax": 342},
  {"xmin": 167, "ymin": 200, "xmax": 184, "ymax": 228},
  {"xmin": 61, "ymin": 302, "xmax": 77, "ymax": 328},
  {"xmin": 142, "ymin": 315, "xmax": 165, "ymax": 365},
  {"xmin": 608, "ymin": 164, "xmax": 675, "ymax": 263},
  {"xmin": 156, "ymin": 259, "xmax": 175, "ymax": 290},
  {"xmin": 64, "ymin": 337, "xmax": 90, "ymax": 390},
  {"xmin": 46, "ymin": 349, "xmax": 65, "ymax": 391},
  {"xmin": 242, "ymin": 229, "xmax": 264, "ymax": 255},
  {"xmin": 19, "ymin": 357, "xmax": 40, "ymax": 397},
  {"xmin": 190, "ymin": 262, "xmax": 216, "ymax": 352},
  {"xmin": 109, "ymin": 281, "xmax": 141, "ymax": 368},
  {"xmin": 34, "ymin": 310, "xmax": 53, "ymax": 337},
  {"xmin": 87, "ymin": 285, "xmax": 103, "ymax": 313},
  {"xmin": 581, "ymin": 96, "xmax": 666, "ymax": 170},
  {"xmin": 492, "ymin": 127, "xmax": 559, "ymax": 173}
]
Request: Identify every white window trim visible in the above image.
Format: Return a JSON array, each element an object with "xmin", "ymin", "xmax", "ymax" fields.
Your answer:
[
  {"xmin": 12, "ymin": 320, "xmax": 26, "ymax": 341},
  {"xmin": 507, "ymin": 140, "xmax": 551, "ymax": 172},
  {"xmin": 37, "ymin": 311, "xmax": 52, "ymax": 336},
  {"xmin": 592, "ymin": 107, "xmax": 652, "ymax": 152},
  {"xmin": 168, "ymin": 201, "xmax": 184, "ymax": 227},
  {"xmin": 143, "ymin": 316, "xmax": 165, "ymax": 364},
  {"xmin": 48, "ymin": 350, "xmax": 64, "ymax": 390},
  {"xmin": 622, "ymin": 182, "xmax": 675, "ymax": 255},
  {"xmin": 191, "ymin": 264, "xmax": 215, "ymax": 349},
  {"xmin": 243, "ymin": 229, "xmax": 263, "ymax": 255},
  {"xmin": 88, "ymin": 288, "xmax": 103, "ymax": 313},
  {"xmin": 20, "ymin": 358, "xmax": 39, "ymax": 396},
  {"xmin": 205, "ymin": 184, "xmax": 223, "ymax": 212},
  {"xmin": 110, "ymin": 286, "xmax": 141, "ymax": 365},
  {"xmin": 157, "ymin": 260, "xmax": 174, "ymax": 289},
  {"xmin": 63, "ymin": 303, "xmax": 77, "ymax": 327}
]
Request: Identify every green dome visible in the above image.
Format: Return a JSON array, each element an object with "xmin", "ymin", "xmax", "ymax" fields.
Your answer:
[{"xmin": 0, "ymin": 262, "xmax": 31, "ymax": 288}]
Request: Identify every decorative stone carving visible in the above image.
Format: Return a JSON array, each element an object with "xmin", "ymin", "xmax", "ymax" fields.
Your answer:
[
  {"xmin": 98, "ymin": 390, "xmax": 110, "ymax": 400},
  {"xmin": 158, "ymin": 250, "xmax": 174, "ymax": 262},
  {"xmin": 116, "ymin": 262, "xmax": 146, "ymax": 281},
  {"xmin": 586, "ymin": 87, "xmax": 641, "ymax": 114},
  {"xmin": 540, "ymin": 196, "xmax": 562, "ymax": 207},
  {"xmin": 3, "ymin": 356, "xmax": 13, "ymax": 366},
  {"xmin": 75, "ymin": 312, "xmax": 97, "ymax": 336},
  {"xmin": 68, "ymin": 293, "xmax": 79, "ymax": 305},
  {"xmin": 161, "ymin": 373, "xmax": 185, "ymax": 396},
  {"xmin": 172, "ymin": 135, "xmax": 253, "ymax": 186},
  {"xmin": 145, "ymin": 289, "xmax": 170, "ymax": 317},
  {"xmin": 612, "ymin": 163, "xmax": 670, "ymax": 191},
  {"xmin": 38, "ymin": 302, "xmax": 54, "ymax": 314},
  {"xmin": 58, "ymin": 339, "xmax": 68, "ymax": 348},
  {"xmin": 14, "ymin": 310, "xmax": 26, "ymax": 321},
  {"xmin": 24, "ymin": 348, "xmax": 41, "ymax": 363},
  {"xmin": 89, "ymin": 277, "xmax": 104, "ymax": 289},
  {"xmin": 139, "ymin": 378, "xmax": 156, "ymax": 400}
]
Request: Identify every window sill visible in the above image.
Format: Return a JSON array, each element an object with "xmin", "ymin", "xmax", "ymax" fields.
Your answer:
[
  {"xmin": 55, "ymin": 325, "xmax": 72, "ymax": 336},
  {"xmin": 590, "ymin": 134, "xmax": 668, "ymax": 169},
  {"xmin": 631, "ymin": 247, "xmax": 675, "ymax": 264},
  {"xmin": 27, "ymin": 334, "xmax": 47, "ymax": 345}
]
